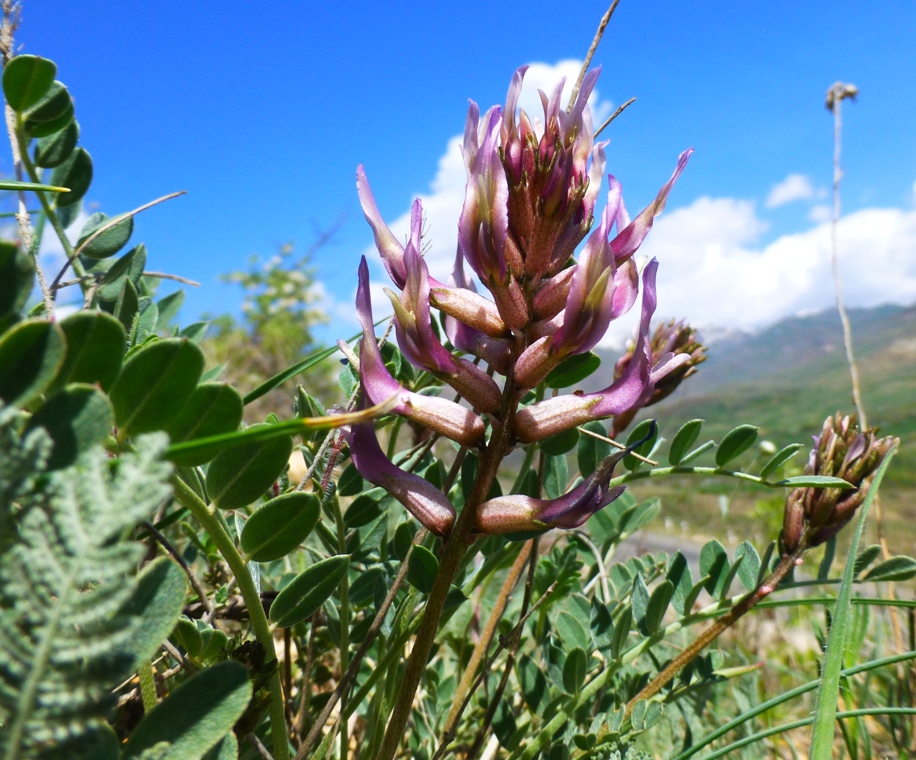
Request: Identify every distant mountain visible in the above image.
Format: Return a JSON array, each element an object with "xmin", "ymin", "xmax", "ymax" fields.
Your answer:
[{"xmin": 591, "ymin": 303, "xmax": 915, "ymax": 544}]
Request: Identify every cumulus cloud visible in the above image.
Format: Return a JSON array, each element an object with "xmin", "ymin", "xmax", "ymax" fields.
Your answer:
[
  {"xmin": 635, "ymin": 195, "xmax": 916, "ymax": 343},
  {"xmin": 766, "ymin": 173, "xmax": 815, "ymax": 207}
]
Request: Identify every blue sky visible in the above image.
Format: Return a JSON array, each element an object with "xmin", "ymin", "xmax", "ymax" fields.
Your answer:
[{"xmin": 20, "ymin": 0, "xmax": 916, "ymax": 345}]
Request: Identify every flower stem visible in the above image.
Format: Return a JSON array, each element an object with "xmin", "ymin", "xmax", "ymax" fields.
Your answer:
[
  {"xmin": 375, "ymin": 380, "xmax": 518, "ymax": 760},
  {"xmin": 170, "ymin": 475, "xmax": 290, "ymax": 760}
]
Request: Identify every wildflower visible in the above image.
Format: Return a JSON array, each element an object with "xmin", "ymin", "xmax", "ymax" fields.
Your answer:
[
  {"xmin": 780, "ymin": 414, "xmax": 898, "ymax": 552},
  {"xmin": 344, "ymin": 414, "xmax": 455, "ymax": 537},
  {"xmin": 513, "ymin": 260, "xmax": 692, "ymax": 442},
  {"xmin": 354, "ymin": 258, "xmax": 486, "ymax": 448},
  {"xmin": 476, "ymin": 421, "xmax": 656, "ymax": 534},
  {"xmin": 611, "ymin": 318, "xmax": 707, "ymax": 436}
]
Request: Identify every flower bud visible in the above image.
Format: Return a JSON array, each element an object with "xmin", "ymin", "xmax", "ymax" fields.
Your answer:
[
  {"xmin": 476, "ymin": 422, "xmax": 656, "ymax": 534},
  {"xmin": 779, "ymin": 413, "xmax": 898, "ymax": 552},
  {"xmin": 611, "ymin": 319, "xmax": 707, "ymax": 436}
]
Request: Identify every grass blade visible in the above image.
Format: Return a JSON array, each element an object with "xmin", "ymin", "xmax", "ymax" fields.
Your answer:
[
  {"xmin": 671, "ymin": 650, "xmax": 916, "ymax": 759},
  {"xmin": 808, "ymin": 444, "xmax": 897, "ymax": 759}
]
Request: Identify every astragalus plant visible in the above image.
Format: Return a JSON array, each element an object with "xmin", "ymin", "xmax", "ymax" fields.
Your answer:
[{"xmin": 0, "ymin": 5, "xmax": 910, "ymax": 760}]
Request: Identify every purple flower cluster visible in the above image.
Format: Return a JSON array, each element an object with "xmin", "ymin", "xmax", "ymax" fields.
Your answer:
[{"xmin": 344, "ymin": 66, "xmax": 693, "ymax": 538}]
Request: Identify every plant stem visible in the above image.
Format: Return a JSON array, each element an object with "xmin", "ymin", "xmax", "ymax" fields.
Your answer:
[
  {"xmin": 375, "ymin": 380, "xmax": 518, "ymax": 760},
  {"xmin": 171, "ymin": 475, "xmax": 290, "ymax": 760},
  {"xmin": 444, "ymin": 541, "xmax": 531, "ymax": 730},
  {"xmin": 331, "ymin": 496, "xmax": 350, "ymax": 760},
  {"xmin": 623, "ymin": 546, "xmax": 805, "ymax": 712}
]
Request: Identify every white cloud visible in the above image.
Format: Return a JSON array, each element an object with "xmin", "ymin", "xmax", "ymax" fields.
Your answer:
[
  {"xmin": 766, "ymin": 173, "xmax": 815, "ymax": 207},
  {"xmin": 808, "ymin": 204, "xmax": 832, "ymax": 223},
  {"xmin": 351, "ymin": 63, "xmax": 916, "ymax": 356},
  {"xmin": 634, "ymin": 195, "xmax": 916, "ymax": 342}
]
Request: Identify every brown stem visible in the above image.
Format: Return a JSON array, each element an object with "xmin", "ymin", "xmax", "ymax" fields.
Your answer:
[
  {"xmin": 444, "ymin": 541, "xmax": 532, "ymax": 729},
  {"xmin": 625, "ymin": 546, "xmax": 806, "ymax": 713},
  {"xmin": 567, "ymin": 0, "xmax": 622, "ymax": 112},
  {"xmin": 464, "ymin": 538, "xmax": 541, "ymax": 760},
  {"xmin": 140, "ymin": 521, "xmax": 213, "ymax": 616},
  {"xmin": 375, "ymin": 380, "xmax": 518, "ymax": 760},
  {"xmin": 294, "ymin": 529, "xmax": 427, "ymax": 759}
]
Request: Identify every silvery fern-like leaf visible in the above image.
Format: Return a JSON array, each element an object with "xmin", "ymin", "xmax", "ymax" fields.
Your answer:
[{"xmin": 0, "ymin": 414, "xmax": 173, "ymax": 760}]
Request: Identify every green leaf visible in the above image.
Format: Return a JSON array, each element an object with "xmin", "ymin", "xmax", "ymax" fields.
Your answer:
[
  {"xmin": 809, "ymin": 445, "xmax": 896, "ymax": 759},
  {"xmin": 201, "ymin": 735, "xmax": 237, "ymax": 760},
  {"xmin": 773, "ymin": 475, "xmax": 855, "ymax": 489},
  {"xmin": 541, "ymin": 426, "xmax": 580, "ymax": 456},
  {"xmin": 518, "ymin": 654, "xmax": 548, "ymax": 713},
  {"xmin": 110, "ymin": 338, "xmax": 204, "ymax": 435},
  {"xmin": 52, "ymin": 311, "xmax": 125, "ymax": 392},
  {"xmin": 631, "ymin": 573, "xmax": 650, "ymax": 625},
  {"xmin": 544, "ymin": 453, "xmax": 568, "ymax": 500},
  {"xmin": 700, "ymin": 540, "xmax": 730, "ymax": 597},
  {"xmin": 668, "ymin": 419, "xmax": 703, "ymax": 466},
  {"xmin": 0, "ymin": 242, "xmax": 35, "ymax": 327},
  {"xmin": 109, "ymin": 278, "xmax": 139, "ymax": 332},
  {"xmin": 118, "ymin": 557, "xmax": 188, "ymax": 668},
  {"xmin": 562, "ymin": 647, "xmax": 587, "ymax": 694},
  {"xmin": 667, "ymin": 553, "xmax": 694, "ymax": 615},
  {"xmin": 610, "ymin": 607, "xmax": 632, "ymax": 660},
  {"xmin": 853, "ymin": 544, "xmax": 882, "ymax": 577},
  {"xmin": 682, "ymin": 575, "xmax": 710, "ymax": 615},
  {"xmin": 734, "ymin": 541, "xmax": 761, "ymax": 591},
  {"xmin": 345, "ymin": 490, "xmax": 387, "ymax": 528},
  {"xmin": 24, "ymin": 98, "xmax": 74, "ymax": 138},
  {"xmin": 577, "ymin": 420, "xmax": 610, "ymax": 477},
  {"xmin": 240, "ymin": 492, "xmax": 320, "ymax": 562},
  {"xmin": 50, "ymin": 146, "xmax": 92, "ymax": 207},
  {"xmin": 337, "ymin": 462, "xmax": 366, "ymax": 496},
  {"xmin": 3, "ymin": 54, "xmax": 56, "ymax": 112},
  {"xmin": 589, "ymin": 599, "xmax": 615, "ymax": 652},
  {"xmin": 624, "ymin": 418, "xmax": 659, "ymax": 470},
  {"xmin": 25, "ymin": 384, "xmax": 113, "ymax": 469},
  {"xmin": 407, "ymin": 545, "xmax": 439, "ymax": 593},
  {"xmin": 556, "ymin": 610, "xmax": 589, "ymax": 652},
  {"xmin": 34, "ymin": 118, "xmax": 79, "ymax": 168},
  {"xmin": 860, "ymin": 555, "xmax": 916, "ymax": 583},
  {"xmin": 296, "ymin": 386, "xmax": 328, "ymax": 443},
  {"xmin": 155, "ymin": 290, "xmax": 185, "ymax": 331},
  {"xmin": 645, "ymin": 580, "xmax": 674, "ymax": 634},
  {"xmin": 173, "ymin": 616, "xmax": 203, "ymax": 658},
  {"xmin": 545, "ymin": 351, "xmax": 601, "ymax": 389},
  {"xmin": 122, "ymin": 661, "xmax": 251, "ymax": 760},
  {"xmin": 21, "ymin": 79, "xmax": 70, "ymax": 123},
  {"xmin": 715, "ymin": 424, "xmax": 759, "ymax": 467},
  {"xmin": 78, "ymin": 212, "xmax": 134, "ymax": 259},
  {"xmin": 0, "ymin": 318, "xmax": 65, "ymax": 406},
  {"xmin": 0, "ymin": 433, "xmax": 173, "ymax": 759},
  {"xmin": 179, "ymin": 321, "xmax": 209, "ymax": 342},
  {"xmin": 98, "ymin": 245, "xmax": 147, "ymax": 301},
  {"xmin": 165, "ymin": 383, "xmax": 243, "ymax": 466},
  {"xmin": 758, "ymin": 442, "xmax": 805, "ymax": 481},
  {"xmin": 132, "ymin": 299, "xmax": 158, "ymax": 346},
  {"xmin": 617, "ymin": 497, "xmax": 660, "ymax": 537},
  {"xmin": 206, "ymin": 425, "xmax": 292, "ymax": 509},
  {"xmin": 270, "ymin": 554, "xmax": 350, "ymax": 627}
]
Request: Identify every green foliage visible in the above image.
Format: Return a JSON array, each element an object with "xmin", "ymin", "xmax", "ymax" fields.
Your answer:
[{"xmin": 0, "ymin": 421, "xmax": 174, "ymax": 759}]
